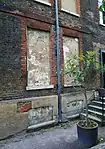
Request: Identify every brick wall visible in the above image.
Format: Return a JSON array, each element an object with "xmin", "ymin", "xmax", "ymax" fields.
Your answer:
[
  {"xmin": 20, "ymin": 17, "xmax": 27, "ymax": 73},
  {"xmin": 76, "ymin": 0, "xmax": 80, "ymax": 14},
  {"xmin": 50, "ymin": 25, "xmax": 57, "ymax": 86},
  {"xmin": 0, "ymin": 12, "xmax": 22, "ymax": 98},
  {"xmin": 0, "ymin": 0, "xmax": 105, "ymax": 99}
]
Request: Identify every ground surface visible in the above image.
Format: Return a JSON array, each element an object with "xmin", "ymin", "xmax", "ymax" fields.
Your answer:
[{"xmin": 0, "ymin": 120, "xmax": 105, "ymax": 149}]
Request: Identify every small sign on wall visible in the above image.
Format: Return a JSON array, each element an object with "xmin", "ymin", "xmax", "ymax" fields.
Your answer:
[{"xmin": 17, "ymin": 101, "xmax": 32, "ymax": 113}]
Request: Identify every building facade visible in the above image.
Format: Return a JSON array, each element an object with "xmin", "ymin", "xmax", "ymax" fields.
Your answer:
[{"xmin": 0, "ymin": 0, "xmax": 105, "ymax": 139}]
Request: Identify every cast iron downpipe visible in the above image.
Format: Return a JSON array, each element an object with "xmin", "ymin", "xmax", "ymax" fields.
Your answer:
[{"xmin": 55, "ymin": 0, "xmax": 62, "ymax": 122}]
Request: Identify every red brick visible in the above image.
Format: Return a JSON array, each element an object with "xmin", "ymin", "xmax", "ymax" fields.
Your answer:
[
  {"xmin": 20, "ymin": 17, "xmax": 27, "ymax": 73},
  {"xmin": 49, "ymin": 28, "xmax": 57, "ymax": 85},
  {"xmin": 48, "ymin": 0, "xmax": 54, "ymax": 4},
  {"xmin": 17, "ymin": 101, "xmax": 32, "ymax": 113},
  {"xmin": 76, "ymin": 0, "xmax": 80, "ymax": 14},
  {"xmin": 59, "ymin": 28, "xmax": 64, "ymax": 85},
  {"xmin": 27, "ymin": 19, "xmax": 50, "ymax": 31},
  {"xmin": 20, "ymin": 17, "xmax": 57, "ymax": 86}
]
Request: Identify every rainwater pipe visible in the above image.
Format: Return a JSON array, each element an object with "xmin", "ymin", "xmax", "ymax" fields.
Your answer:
[
  {"xmin": 27, "ymin": 0, "xmax": 62, "ymax": 132},
  {"xmin": 55, "ymin": 0, "xmax": 62, "ymax": 122}
]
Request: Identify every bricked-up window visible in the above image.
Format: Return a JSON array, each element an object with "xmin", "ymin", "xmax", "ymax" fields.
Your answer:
[
  {"xmin": 63, "ymin": 36, "xmax": 79, "ymax": 86},
  {"xmin": 98, "ymin": 0, "xmax": 105, "ymax": 25},
  {"xmin": 27, "ymin": 28, "xmax": 52, "ymax": 89},
  {"xmin": 61, "ymin": 0, "xmax": 77, "ymax": 14}
]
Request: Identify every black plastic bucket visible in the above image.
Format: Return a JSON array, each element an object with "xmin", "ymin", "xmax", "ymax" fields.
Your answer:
[{"xmin": 77, "ymin": 121, "xmax": 98, "ymax": 148}]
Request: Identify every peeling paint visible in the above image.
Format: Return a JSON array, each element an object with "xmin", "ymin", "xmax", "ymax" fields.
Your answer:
[
  {"xmin": 28, "ymin": 106, "xmax": 53, "ymax": 125},
  {"xmin": 27, "ymin": 28, "xmax": 50, "ymax": 89},
  {"xmin": 63, "ymin": 36, "xmax": 79, "ymax": 86}
]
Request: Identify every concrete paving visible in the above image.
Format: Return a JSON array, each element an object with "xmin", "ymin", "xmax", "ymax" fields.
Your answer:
[
  {"xmin": 0, "ymin": 121, "xmax": 105, "ymax": 149},
  {"xmin": 91, "ymin": 143, "xmax": 105, "ymax": 149}
]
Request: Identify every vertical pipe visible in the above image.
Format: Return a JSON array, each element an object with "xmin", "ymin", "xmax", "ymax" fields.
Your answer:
[{"xmin": 55, "ymin": 0, "xmax": 62, "ymax": 122}]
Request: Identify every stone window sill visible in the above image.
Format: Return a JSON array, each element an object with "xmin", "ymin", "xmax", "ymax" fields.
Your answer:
[
  {"xmin": 100, "ymin": 23, "xmax": 105, "ymax": 27},
  {"xmin": 33, "ymin": 0, "xmax": 51, "ymax": 6},
  {"xmin": 26, "ymin": 85, "xmax": 54, "ymax": 90},
  {"xmin": 64, "ymin": 84, "xmax": 81, "ymax": 87},
  {"xmin": 61, "ymin": 8, "xmax": 80, "ymax": 17}
]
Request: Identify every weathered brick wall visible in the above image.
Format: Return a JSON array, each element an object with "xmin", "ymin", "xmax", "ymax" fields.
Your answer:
[
  {"xmin": 0, "ymin": 0, "xmax": 104, "ymax": 99},
  {"xmin": 0, "ymin": 0, "xmax": 105, "ymax": 139},
  {"xmin": 80, "ymin": 0, "xmax": 105, "ymax": 44},
  {"xmin": 0, "ymin": 12, "xmax": 22, "ymax": 97},
  {"xmin": 0, "ymin": 95, "xmax": 58, "ymax": 140},
  {"xmin": 0, "ymin": 1, "xmax": 56, "ymax": 99},
  {"xmin": 0, "ymin": 0, "xmax": 53, "ymax": 19}
]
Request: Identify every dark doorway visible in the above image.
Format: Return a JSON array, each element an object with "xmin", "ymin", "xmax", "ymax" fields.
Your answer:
[
  {"xmin": 102, "ymin": 52, "xmax": 105, "ymax": 88},
  {"xmin": 100, "ymin": 50, "xmax": 105, "ymax": 88}
]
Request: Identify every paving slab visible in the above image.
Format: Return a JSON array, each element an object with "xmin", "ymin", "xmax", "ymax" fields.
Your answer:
[
  {"xmin": 91, "ymin": 142, "xmax": 105, "ymax": 149},
  {"xmin": 0, "ymin": 121, "xmax": 105, "ymax": 149}
]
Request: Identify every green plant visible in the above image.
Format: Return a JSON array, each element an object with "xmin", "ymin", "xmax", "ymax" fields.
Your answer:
[
  {"xmin": 99, "ymin": 0, "xmax": 105, "ymax": 23},
  {"xmin": 65, "ymin": 50, "xmax": 103, "ymax": 126},
  {"xmin": 99, "ymin": 0, "xmax": 105, "ymax": 12}
]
